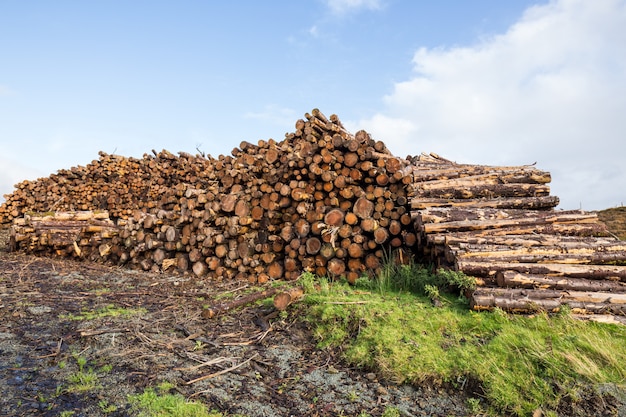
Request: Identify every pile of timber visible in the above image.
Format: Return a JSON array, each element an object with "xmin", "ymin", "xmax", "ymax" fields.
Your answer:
[
  {"xmin": 5, "ymin": 110, "xmax": 626, "ymax": 319},
  {"xmin": 4, "ymin": 110, "xmax": 417, "ymax": 282},
  {"xmin": 9, "ymin": 211, "xmax": 119, "ymax": 255},
  {"xmin": 409, "ymin": 153, "xmax": 626, "ymax": 319}
]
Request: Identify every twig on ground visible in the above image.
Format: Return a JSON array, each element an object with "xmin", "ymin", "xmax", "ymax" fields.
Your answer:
[
  {"xmin": 174, "ymin": 356, "xmax": 236, "ymax": 372},
  {"xmin": 80, "ymin": 328, "xmax": 130, "ymax": 337},
  {"xmin": 36, "ymin": 338, "xmax": 63, "ymax": 359},
  {"xmin": 186, "ymin": 352, "xmax": 259, "ymax": 386}
]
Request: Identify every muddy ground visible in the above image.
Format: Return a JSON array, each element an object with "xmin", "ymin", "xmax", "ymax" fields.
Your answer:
[{"xmin": 0, "ymin": 227, "xmax": 473, "ymax": 417}]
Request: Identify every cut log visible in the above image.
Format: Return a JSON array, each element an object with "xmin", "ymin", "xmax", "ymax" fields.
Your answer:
[
  {"xmin": 429, "ymin": 233, "xmax": 620, "ymax": 248},
  {"xmin": 324, "ymin": 209, "xmax": 345, "ymax": 227},
  {"xmin": 453, "ymin": 251, "xmax": 626, "ymax": 265},
  {"xmin": 267, "ymin": 261, "xmax": 284, "ymax": 279},
  {"xmin": 457, "ymin": 260, "xmax": 626, "ymax": 281},
  {"xmin": 327, "ymin": 258, "xmax": 346, "ymax": 277},
  {"xmin": 373, "ymin": 227, "xmax": 389, "ymax": 244},
  {"xmin": 353, "ymin": 197, "xmax": 374, "ymax": 219},
  {"xmin": 417, "ymin": 209, "xmax": 600, "ymax": 234},
  {"xmin": 496, "ymin": 270, "xmax": 626, "ymax": 293},
  {"xmin": 412, "ymin": 183, "xmax": 551, "ymax": 200},
  {"xmin": 411, "ymin": 196, "xmax": 560, "ymax": 210},
  {"xmin": 471, "ymin": 287, "xmax": 626, "ymax": 314},
  {"xmin": 202, "ymin": 288, "xmax": 278, "ymax": 318},
  {"xmin": 219, "ymin": 194, "xmax": 237, "ymax": 213},
  {"xmin": 273, "ymin": 287, "xmax": 304, "ymax": 311}
]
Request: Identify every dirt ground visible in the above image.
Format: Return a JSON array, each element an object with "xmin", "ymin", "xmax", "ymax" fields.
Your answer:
[{"xmin": 0, "ymin": 227, "xmax": 474, "ymax": 417}]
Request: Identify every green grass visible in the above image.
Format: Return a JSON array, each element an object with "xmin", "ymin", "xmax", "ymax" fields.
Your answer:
[
  {"xmin": 64, "ymin": 354, "xmax": 115, "ymax": 393},
  {"xmin": 60, "ymin": 303, "xmax": 147, "ymax": 321},
  {"xmin": 301, "ymin": 264, "xmax": 626, "ymax": 416},
  {"xmin": 128, "ymin": 382, "xmax": 223, "ymax": 417}
]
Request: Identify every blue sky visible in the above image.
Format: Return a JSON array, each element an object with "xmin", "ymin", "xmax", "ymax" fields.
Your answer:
[{"xmin": 1, "ymin": 0, "xmax": 625, "ymax": 210}]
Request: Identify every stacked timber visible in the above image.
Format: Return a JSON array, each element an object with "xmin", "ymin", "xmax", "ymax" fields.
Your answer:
[
  {"xmin": 4, "ymin": 110, "xmax": 417, "ymax": 283},
  {"xmin": 0, "ymin": 149, "xmax": 221, "ymax": 222},
  {"xmin": 409, "ymin": 153, "xmax": 626, "ymax": 318},
  {"xmin": 9, "ymin": 211, "xmax": 119, "ymax": 256}
]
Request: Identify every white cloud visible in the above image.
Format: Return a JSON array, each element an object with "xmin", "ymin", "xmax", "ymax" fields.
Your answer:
[
  {"xmin": 356, "ymin": 0, "xmax": 626, "ymax": 210},
  {"xmin": 324, "ymin": 0, "xmax": 384, "ymax": 15}
]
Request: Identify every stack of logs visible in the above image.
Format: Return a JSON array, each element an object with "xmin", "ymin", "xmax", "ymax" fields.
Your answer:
[
  {"xmin": 5, "ymin": 110, "xmax": 626, "ymax": 320},
  {"xmin": 409, "ymin": 153, "xmax": 626, "ymax": 319},
  {"xmin": 4, "ymin": 110, "xmax": 417, "ymax": 283}
]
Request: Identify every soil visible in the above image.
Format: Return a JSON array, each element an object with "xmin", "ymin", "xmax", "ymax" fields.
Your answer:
[
  {"xmin": 1, "ymin": 225, "xmax": 625, "ymax": 417},
  {"xmin": 0, "ymin": 227, "xmax": 471, "ymax": 417}
]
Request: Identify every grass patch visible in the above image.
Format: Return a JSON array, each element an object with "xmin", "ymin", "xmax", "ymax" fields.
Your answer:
[
  {"xmin": 66, "ymin": 355, "xmax": 104, "ymax": 393},
  {"xmin": 60, "ymin": 303, "xmax": 147, "ymax": 321},
  {"xmin": 128, "ymin": 382, "xmax": 223, "ymax": 417},
  {"xmin": 302, "ymin": 263, "xmax": 626, "ymax": 416}
]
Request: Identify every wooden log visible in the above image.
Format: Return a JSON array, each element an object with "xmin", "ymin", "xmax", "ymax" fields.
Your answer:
[
  {"xmin": 429, "ymin": 233, "xmax": 620, "ymax": 248},
  {"xmin": 219, "ymin": 194, "xmax": 237, "ymax": 213},
  {"xmin": 192, "ymin": 261, "xmax": 208, "ymax": 277},
  {"xmin": 417, "ymin": 208, "xmax": 595, "ymax": 225},
  {"xmin": 496, "ymin": 270, "xmax": 626, "ymax": 293},
  {"xmin": 414, "ymin": 170, "xmax": 552, "ymax": 188},
  {"xmin": 273, "ymin": 287, "xmax": 304, "ymax": 311},
  {"xmin": 164, "ymin": 226, "xmax": 179, "ymax": 242},
  {"xmin": 417, "ymin": 209, "xmax": 600, "ymax": 234},
  {"xmin": 373, "ymin": 226, "xmax": 389, "ymax": 244},
  {"xmin": 407, "ymin": 160, "xmax": 546, "ymax": 180},
  {"xmin": 267, "ymin": 261, "xmax": 284, "ymax": 279},
  {"xmin": 426, "ymin": 222, "xmax": 612, "ymax": 246},
  {"xmin": 353, "ymin": 197, "xmax": 374, "ymax": 219},
  {"xmin": 24, "ymin": 210, "xmax": 111, "ymax": 222},
  {"xmin": 412, "ymin": 183, "xmax": 551, "ymax": 199},
  {"xmin": 452, "ymin": 250, "xmax": 626, "ymax": 265},
  {"xmin": 305, "ymin": 237, "xmax": 322, "ymax": 255},
  {"xmin": 324, "ymin": 209, "xmax": 345, "ymax": 227},
  {"xmin": 471, "ymin": 287, "xmax": 626, "ymax": 314},
  {"xmin": 202, "ymin": 288, "xmax": 279, "ymax": 318},
  {"xmin": 411, "ymin": 196, "xmax": 560, "ymax": 210},
  {"xmin": 361, "ymin": 218, "xmax": 379, "ymax": 233},
  {"xmin": 327, "ymin": 258, "xmax": 346, "ymax": 277},
  {"xmin": 457, "ymin": 260, "xmax": 626, "ymax": 281}
]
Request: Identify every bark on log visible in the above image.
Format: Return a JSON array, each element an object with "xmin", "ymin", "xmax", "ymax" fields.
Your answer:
[
  {"xmin": 496, "ymin": 270, "xmax": 626, "ymax": 293},
  {"xmin": 412, "ymin": 183, "xmax": 551, "ymax": 200},
  {"xmin": 411, "ymin": 196, "xmax": 560, "ymax": 210},
  {"xmin": 457, "ymin": 260, "xmax": 626, "ymax": 281},
  {"xmin": 416, "ymin": 209, "xmax": 600, "ymax": 234},
  {"xmin": 430, "ymin": 233, "xmax": 620, "ymax": 248},
  {"xmin": 471, "ymin": 287, "xmax": 626, "ymax": 314},
  {"xmin": 453, "ymin": 251, "xmax": 626, "ymax": 265}
]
